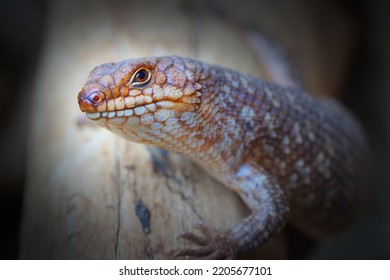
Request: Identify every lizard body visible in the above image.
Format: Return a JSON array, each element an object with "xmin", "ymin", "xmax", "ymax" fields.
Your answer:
[{"xmin": 77, "ymin": 55, "xmax": 369, "ymax": 258}]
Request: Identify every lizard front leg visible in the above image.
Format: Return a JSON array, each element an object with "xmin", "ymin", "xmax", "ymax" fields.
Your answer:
[{"xmin": 177, "ymin": 163, "xmax": 289, "ymax": 259}]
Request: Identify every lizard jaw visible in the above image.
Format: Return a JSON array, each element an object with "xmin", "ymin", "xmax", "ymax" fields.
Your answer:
[{"xmin": 85, "ymin": 100, "xmax": 199, "ymax": 120}]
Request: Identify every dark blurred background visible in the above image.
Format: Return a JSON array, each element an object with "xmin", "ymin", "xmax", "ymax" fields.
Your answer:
[{"xmin": 0, "ymin": 0, "xmax": 389, "ymax": 259}]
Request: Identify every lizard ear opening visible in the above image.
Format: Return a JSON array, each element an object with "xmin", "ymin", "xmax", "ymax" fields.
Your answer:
[{"xmin": 129, "ymin": 68, "xmax": 152, "ymax": 88}]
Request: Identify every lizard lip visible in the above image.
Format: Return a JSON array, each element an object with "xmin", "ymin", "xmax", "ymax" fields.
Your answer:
[
  {"xmin": 86, "ymin": 106, "xmax": 147, "ymax": 119},
  {"xmin": 85, "ymin": 100, "xmax": 199, "ymax": 120},
  {"xmin": 84, "ymin": 100, "xmax": 191, "ymax": 120}
]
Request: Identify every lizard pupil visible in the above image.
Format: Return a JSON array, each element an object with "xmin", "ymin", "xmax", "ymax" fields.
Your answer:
[{"xmin": 135, "ymin": 69, "xmax": 148, "ymax": 82}]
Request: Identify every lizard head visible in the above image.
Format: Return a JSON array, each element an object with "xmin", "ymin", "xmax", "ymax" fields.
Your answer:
[{"xmin": 77, "ymin": 56, "xmax": 206, "ymax": 146}]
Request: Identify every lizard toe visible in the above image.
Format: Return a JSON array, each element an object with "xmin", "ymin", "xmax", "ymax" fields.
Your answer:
[{"xmin": 176, "ymin": 223, "xmax": 238, "ymax": 259}]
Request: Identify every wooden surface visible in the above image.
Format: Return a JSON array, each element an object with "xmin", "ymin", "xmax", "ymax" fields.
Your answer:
[{"xmin": 19, "ymin": 0, "xmax": 355, "ymax": 259}]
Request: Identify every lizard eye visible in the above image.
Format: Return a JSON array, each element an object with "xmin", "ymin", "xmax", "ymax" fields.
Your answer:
[{"xmin": 130, "ymin": 68, "xmax": 151, "ymax": 87}]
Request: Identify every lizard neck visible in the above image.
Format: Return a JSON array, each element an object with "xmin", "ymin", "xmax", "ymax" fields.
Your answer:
[{"xmin": 179, "ymin": 66, "xmax": 269, "ymax": 178}]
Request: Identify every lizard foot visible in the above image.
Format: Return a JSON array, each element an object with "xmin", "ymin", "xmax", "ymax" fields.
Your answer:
[{"xmin": 176, "ymin": 222, "xmax": 238, "ymax": 259}]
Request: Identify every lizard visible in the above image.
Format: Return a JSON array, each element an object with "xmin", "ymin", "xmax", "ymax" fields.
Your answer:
[{"xmin": 77, "ymin": 55, "xmax": 369, "ymax": 259}]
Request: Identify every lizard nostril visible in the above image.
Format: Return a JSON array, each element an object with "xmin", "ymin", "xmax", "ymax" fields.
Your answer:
[{"xmin": 87, "ymin": 91, "xmax": 105, "ymax": 104}]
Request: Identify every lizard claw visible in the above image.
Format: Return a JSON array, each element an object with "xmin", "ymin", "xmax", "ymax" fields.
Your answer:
[{"xmin": 176, "ymin": 222, "xmax": 237, "ymax": 259}]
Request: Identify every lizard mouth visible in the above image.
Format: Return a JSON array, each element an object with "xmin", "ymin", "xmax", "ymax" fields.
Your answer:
[
  {"xmin": 84, "ymin": 100, "xmax": 195, "ymax": 120},
  {"xmin": 78, "ymin": 84, "xmax": 202, "ymax": 121}
]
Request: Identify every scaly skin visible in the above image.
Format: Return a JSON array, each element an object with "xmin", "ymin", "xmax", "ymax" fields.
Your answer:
[{"xmin": 77, "ymin": 55, "xmax": 369, "ymax": 258}]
